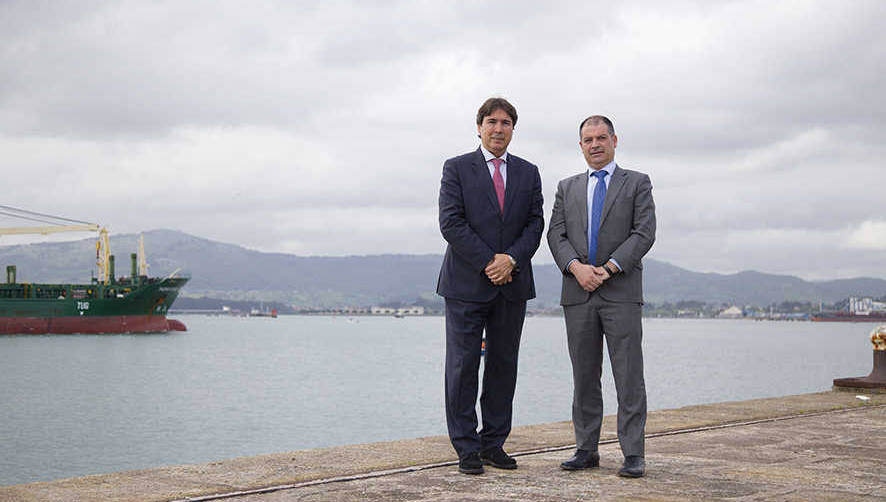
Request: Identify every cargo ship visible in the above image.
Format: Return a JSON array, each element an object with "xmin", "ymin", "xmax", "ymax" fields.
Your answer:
[
  {"xmin": 811, "ymin": 297, "xmax": 886, "ymax": 323},
  {"xmin": 0, "ymin": 206, "xmax": 189, "ymax": 334},
  {"xmin": 1, "ymin": 266, "xmax": 189, "ymax": 334}
]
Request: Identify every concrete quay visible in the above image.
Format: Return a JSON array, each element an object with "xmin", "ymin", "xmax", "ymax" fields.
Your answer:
[{"xmin": 3, "ymin": 391, "xmax": 885, "ymax": 502}]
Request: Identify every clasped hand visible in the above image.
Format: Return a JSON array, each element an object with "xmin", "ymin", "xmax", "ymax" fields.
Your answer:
[
  {"xmin": 569, "ymin": 262, "xmax": 610, "ymax": 292},
  {"xmin": 485, "ymin": 253, "xmax": 514, "ymax": 286}
]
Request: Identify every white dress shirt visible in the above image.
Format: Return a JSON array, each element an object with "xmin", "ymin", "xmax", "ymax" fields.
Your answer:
[{"xmin": 481, "ymin": 146, "xmax": 507, "ymax": 187}]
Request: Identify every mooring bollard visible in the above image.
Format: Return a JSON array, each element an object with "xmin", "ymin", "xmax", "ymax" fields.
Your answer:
[{"xmin": 833, "ymin": 325, "xmax": 886, "ymax": 392}]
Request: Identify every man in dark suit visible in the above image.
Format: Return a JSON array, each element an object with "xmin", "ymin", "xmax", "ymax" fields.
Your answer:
[
  {"xmin": 547, "ymin": 115, "xmax": 655, "ymax": 478},
  {"xmin": 437, "ymin": 97, "xmax": 544, "ymax": 475}
]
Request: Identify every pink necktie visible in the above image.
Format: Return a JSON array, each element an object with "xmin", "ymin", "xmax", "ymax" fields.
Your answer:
[{"xmin": 491, "ymin": 158, "xmax": 505, "ymax": 212}]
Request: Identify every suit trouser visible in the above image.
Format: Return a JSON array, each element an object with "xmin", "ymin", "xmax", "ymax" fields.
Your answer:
[
  {"xmin": 564, "ymin": 293, "xmax": 646, "ymax": 457},
  {"xmin": 444, "ymin": 295, "xmax": 526, "ymax": 458}
]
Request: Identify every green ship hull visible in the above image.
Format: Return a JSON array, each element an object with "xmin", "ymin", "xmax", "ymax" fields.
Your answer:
[{"xmin": 0, "ymin": 276, "xmax": 189, "ymax": 334}]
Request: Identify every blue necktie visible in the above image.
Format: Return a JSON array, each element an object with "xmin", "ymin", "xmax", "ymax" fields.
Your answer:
[{"xmin": 588, "ymin": 170, "xmax": 608, "ymax": 265}]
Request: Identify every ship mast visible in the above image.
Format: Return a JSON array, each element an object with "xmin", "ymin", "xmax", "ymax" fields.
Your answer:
[
  {"xmin": 0, "ymin": 205, "xmax": 112, "ymax": 285},
  {"xmin": 96, "ymin": 227, "xmax": 111, "ymax": 284},
  {"xmin": 138, "ymin": 234, "xmax": 149, "ymax": 276}
]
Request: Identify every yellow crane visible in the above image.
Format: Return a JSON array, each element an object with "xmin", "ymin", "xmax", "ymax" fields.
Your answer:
[{"xmin": 0, "ymin": 206, "xmax": 113, "ymax": 285}]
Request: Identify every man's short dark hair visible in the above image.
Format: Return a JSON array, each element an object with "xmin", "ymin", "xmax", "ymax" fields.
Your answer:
[
  {"xmin": 477, "ymin": 97, "xmax": 518, "ymax": 126},
  {"xmin": 579, "ymin": 115, "xmax": 615, "ymax": 136}
]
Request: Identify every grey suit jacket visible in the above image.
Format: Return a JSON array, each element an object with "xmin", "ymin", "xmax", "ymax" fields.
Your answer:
[{"xmin": 547, "ymin": 165, "xmax": 656, "ymax": 306}]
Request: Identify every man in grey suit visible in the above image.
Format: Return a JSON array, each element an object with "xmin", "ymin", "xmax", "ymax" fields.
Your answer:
[{"xmin": 547, "ymin": 115, "xmax": 655, "ymax": 478}]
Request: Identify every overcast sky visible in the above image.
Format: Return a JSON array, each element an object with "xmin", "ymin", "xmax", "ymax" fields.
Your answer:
[{"xmin": 2, "ymin": 1, "xmax": 884, "ymax": 280}]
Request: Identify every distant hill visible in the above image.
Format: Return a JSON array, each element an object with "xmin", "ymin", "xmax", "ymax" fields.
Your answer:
[
  {"xmin": 1, "ymin": 229, "xmax": 884, "ymax": 308},
  {"xmin": 640, "ymin": 260, "xmax": 886, "ymax": 305}
]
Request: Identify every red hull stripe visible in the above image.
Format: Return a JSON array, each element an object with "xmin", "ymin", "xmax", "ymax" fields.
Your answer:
[
  {"xmin": 0, "ymin": 316, "xmax": 188, "ymax": 335},
  {"xmin": 812, "ymin": 317, "xmax": 886, "ymax": 323}
]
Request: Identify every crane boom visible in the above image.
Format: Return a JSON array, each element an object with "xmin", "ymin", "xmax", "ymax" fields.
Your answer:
[
  {"xmin": 0, "ymin": 223, "xmax": 112, "ymax": 285},
  {"xmin": 0, "ymin": 206, "xmax": 117, "ymax": 285},
  {"xmin": 0, "ymin": 224, "xmax": 101, "ymax": 236}
]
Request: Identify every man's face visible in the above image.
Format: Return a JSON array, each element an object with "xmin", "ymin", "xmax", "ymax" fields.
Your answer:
[
  {"xmin": 580, "ymin": 122, "xmax": 617, "ymax": 170},
  {"xmin": 477, "ymin": 108, "xmax": 514, "ymax": 157}
]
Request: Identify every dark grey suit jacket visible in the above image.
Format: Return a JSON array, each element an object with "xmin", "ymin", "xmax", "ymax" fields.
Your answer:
[{"xmin": 547, "ymin": 165, "xmax": 656, "ymax": 306}]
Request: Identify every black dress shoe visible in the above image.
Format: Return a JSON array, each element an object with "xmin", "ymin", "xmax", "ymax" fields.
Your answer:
[
  {"xmin": 458, "ymin": 452, "xmax": 484, "ymax": 475},
  {"xmin": 479, "ymin": 446, "xmax": 517, "ymax": 469},
  {"xmin": 560, "ymin": 449, "xmax": 600, "ymax": 470},
  {"xmin": 618, "ymin": 455, "xmax": 645, "ymax": 478}
]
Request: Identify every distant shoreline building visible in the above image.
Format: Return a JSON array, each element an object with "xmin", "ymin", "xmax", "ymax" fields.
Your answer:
[
  {"xmin": 850, "ymin": 297, "xmax": 886, "ymax": 315},
  {"xmin": 370, "ymin": 305, "xmax": 425, "ymax": 316},
  {"xmin": 718, "ymin": 305, "xmax": 743, "ymax": 319}
]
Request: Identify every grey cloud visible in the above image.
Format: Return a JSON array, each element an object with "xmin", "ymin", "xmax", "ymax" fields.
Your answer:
[{"xmin": 0, "ymin": 2, "xmax": 369, "ymax": 137}]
